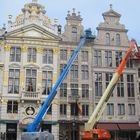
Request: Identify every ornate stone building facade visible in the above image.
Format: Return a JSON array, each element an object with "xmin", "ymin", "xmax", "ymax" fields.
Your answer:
[{"xmin": 0, "ymin": 1, "xmax": 140, "ymax": 140}]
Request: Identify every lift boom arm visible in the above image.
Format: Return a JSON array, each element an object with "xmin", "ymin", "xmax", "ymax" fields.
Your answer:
[
  {"xmin": 26, "ymin": 29, "xmax": 95, "ymax": 132},
  {"xmin": 85, "ymin": 39, "xmax": 140, "ymax": 131}
]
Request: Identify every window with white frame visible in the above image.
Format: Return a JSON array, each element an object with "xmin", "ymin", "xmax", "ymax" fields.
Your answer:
[
  {"xmin": 70, "ymin": 64, "xmax": 78, "ymax": 79},
  {"xmin": 60, "ymin": 83, "xmax": 67, "ymax": 97},
  {"xmin": 95, "ymin": 73, "xmax": 102, "ymax": 96},
  {"xmin": 71, "ymin": 50, "xmax": 78, "ymax": 63},
  {"xmin": 7, "ymin": 100, "xmax": 18, "ymax": 114},
  {"xmin": 43, "ymin": 49, "xmax": 53, "ymax": 64},
  {"xmin": 107, "ymin": 103, "xmax": 114, "ymax": 115},
  {"xmin": 105, "ymin": 33, "xmax": 110, "ymax": 45},
  {"xmin": 82, "ymin": 104, "xmax": 89, "ymax": 116},
  {"xmin": 60, "ymin": 49, "xmax": 67, "ymax": 60},
  {"xmin": 105, "ymin": 51, "xmax": 112, "ymax": 67},
  {"xmin": 42, "ymin": 71, "xmax": 53, "ymax": 95},
  {"xmin": 71, "ymin": 84, "xmax": 78, "ymax": 96},
  {"xmin": 10, "ymin": 47, "xmax": 21, "ymax": 62},
  {"xmin": 106, "ymin": 73, "xmax": 113, "ymax": 88},
  {"xmin": 60, "ymin": 64, "xmax": 66, "ymax": 74},
  {"xmin": 116, "ymin": 51, "xmax": 122, "ymax": 67},
  {"xmin": 28, "ymin": 48, "xmax": 36, "ymax": 62},
  {"xmin": 117, "ymin": 75, "xmax": 124, "ymax": 97},
  {"xmin": 8, "ymin": 69, "xmax": 20, "ymax": 94},
  {"xmin": 118, "ymin": 103, "xmax": 125, "ymax": 115},
  {"xmin": 94, "ymin": 50, "xmax": 102, "ymax": 66},
  {"xmin": 72, "ymin": 27, "xmax": 77, "ymax": 41},
  {"xmin": 81, "ymin": 50, "xmax": 88, "ymax": 62},
  {"xmin": 126, "ymin": 59, "xmax": 133, "ymax": 68},
  {"xmin": 128, "ymin": 104, "xmax": 135, "ymax": 115},
  {"xmin": 81, "ymin": 65, "xmax": 89, "ymax": 80},
  {"xmin": 60, "ymin": 104, "xmax": 67, "ymax": 115},
  {"xmin": 26, "ymin": 69, "xmax": 37, "ymax": 92},
  {"xmin": 82, "ymin": 84, "xmax": 89, "ymax": 98},
  {"xmin": 127, "ymin": 74, "xmax": 134, "ymax": 97}
]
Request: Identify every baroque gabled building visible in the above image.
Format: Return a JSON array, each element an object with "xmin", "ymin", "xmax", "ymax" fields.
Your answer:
[{"xmin": 0, "ymin": 1, "xmax": 140, "ymax": 140}]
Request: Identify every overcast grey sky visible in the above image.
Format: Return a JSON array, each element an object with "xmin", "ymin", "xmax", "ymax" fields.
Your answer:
[{"xmin": 1, "ymin": 0, "xmax": 140, "ymax": 44}]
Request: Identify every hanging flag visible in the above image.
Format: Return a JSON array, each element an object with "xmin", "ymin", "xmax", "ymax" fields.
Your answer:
[{"xmin": 76, "ymin": 102, "xmax": 83, "ymax": 115}]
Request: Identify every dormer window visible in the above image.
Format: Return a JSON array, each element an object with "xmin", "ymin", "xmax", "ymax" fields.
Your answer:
[
  {"xmin": 105, "ymin": 33, "xmax": 110, "ymax": 45},
  {"xmin": 116, "ymin": 34, "xmax": 121, "ymax": 46},
  {"xmin": 72, "ymin": 27, "xmax": 77, "ymax": 41}
]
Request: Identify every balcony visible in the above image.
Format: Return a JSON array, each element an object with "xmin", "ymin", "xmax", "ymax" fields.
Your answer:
[{"xmin": 21, "ymin": 91, "xmax": 40, "ymax": 100}]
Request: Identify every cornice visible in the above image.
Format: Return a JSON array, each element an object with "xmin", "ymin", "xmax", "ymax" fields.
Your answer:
[{"xmin": 96, "ymin": 27, "xmax": 128, "ymax": 32}]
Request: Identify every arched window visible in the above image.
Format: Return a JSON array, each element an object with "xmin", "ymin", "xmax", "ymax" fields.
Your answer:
[
  {"xmin": 116, "ymin": 34, "xmax": 121, "ymax": 46},
  {"xmin": 105, "ymin": 33, "xmax": 110, "ymax": 45}
]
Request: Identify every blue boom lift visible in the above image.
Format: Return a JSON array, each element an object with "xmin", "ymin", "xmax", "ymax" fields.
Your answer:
[{"xmin": 21, "ymin": 29, "xmax": 95, "ymax": 140}]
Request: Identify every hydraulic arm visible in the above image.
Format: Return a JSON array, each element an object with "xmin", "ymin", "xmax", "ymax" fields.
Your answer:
[
  {"xmin": 26, "ymin": 29, "xmax": 95, "ymax": 132},
  {"xmin": 85, "ymin": 39, "xmax": 139, "ymax": 131}
]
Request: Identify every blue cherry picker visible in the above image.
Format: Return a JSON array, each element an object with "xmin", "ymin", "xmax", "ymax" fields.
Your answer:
[{"xmin": 21, "ymin": 29, "xmax": 95, "ymax": 140}]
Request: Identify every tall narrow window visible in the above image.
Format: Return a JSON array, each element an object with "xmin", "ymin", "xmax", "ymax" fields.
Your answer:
[
  {"xmin": 60, "ymin": 49, "xmax": 67, "ymax": 60},
  {"xmin": 126, "ymin": 59, "xmax": 133, "ymax": 68},
  {"xmin": 117, "ymin": 75, "xmax": 124, "ymax": 97},
  {"xmin": 71, "ymin": 50, "xmax": 78, "ymax": 63},
  {"xmin": 71, "ymin": 103, "xmax": 78, "ymax": 116},
  {"xmin": 71, "ymin": 84, "xmax": 78, "ymax": 96},
  {"xmin": 105, "ymin": 33, "xmax": 110, "ymax": 45},
  {"xmin": 107, "ymin": 103, "xmax": 114, "ymax": 115},
  {"xmin": 7, "ymin": 101, "xmax": 18, "ymax": 114},
  {"xmin": 81, "ymin": 65, "xmax": 89, "ymax": 80},
  {"xmin": 127, "ymin": 74, "xmax": 134, "ymax": 97},
  {"xmin": 82, "ymin": 84, "xmax": 89, "ymax": 98},
  {"xmin": 8, "ymin": 69, "xmax": 20, "ymax": 94},
  {"xmin": 26, "ymin": 69, "xmax": 37, "ymax": 92},
  {"xmin": 81, "ymin": 51, "xmax": 88, "ymax": 62},
  {"xmin": 106, "ymin": 73, "xmax": 113, "ymax": 88},
  {"xmin": 42, "ymin": 71, "xmax": 53, "ymax": 95},
  {"xmin": 116, "ymin": 34, "xmax": 121, "ymax": 46},
  {"xmin": 28, "ymin": 48, "xmax": 36, "ymax": 62},
  {"xmin": 10, "ymin": 47, "xmax": 21, "ymax": 62},
  {"xmin": 128, "ymin": 104, "xmax": 135, "ymax": 115},
  {"xmin": 60, "ymin": 104, "xmax": 67, "ymax": 115},
  {"xmin": 60, "ymin": 64, "xmax": 66, "ymax": 74},
  {"xmin": 105, "ymin": 51, "xmax": 112, "ymax": 67},
  {"xmin": 47, "ymin": 105, "xmax": 52, "ymax": 115},
  {"xmin": 60, "ymin": 83, "xmax": 67, "ymax": 97},
  {"xmin": 43, "ymin": 49, "xmax": 53, "ymax": 64},
  {"xmin": 95, "ymin": 73, "xmax": 102, "ymax": 96},
  {"xmin": 116, "ymin": 51, "xmax": 122, "ymax": 67},
  {"xmin": 94, "ymin": 50, "xmax": 102, "ymax": 66},
  {"xmin": 118, "ymin": 104, "xmax": 125, "ymax": 115},
  {"xmin": 72, "ymin": 27, "xmax": 77, "ymax": 41},
  {"xmin": 70, "ymin": 64, "xmax": 78, "ymax": 79},
  {"xmin": 82, "ymin": 104, "xmax": 89, "ymax": 116}
]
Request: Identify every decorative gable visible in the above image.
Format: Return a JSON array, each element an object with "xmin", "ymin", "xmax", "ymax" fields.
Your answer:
[{"xmin": 6, "ymin": 24, "xmax": 61, "ymax": 41}]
